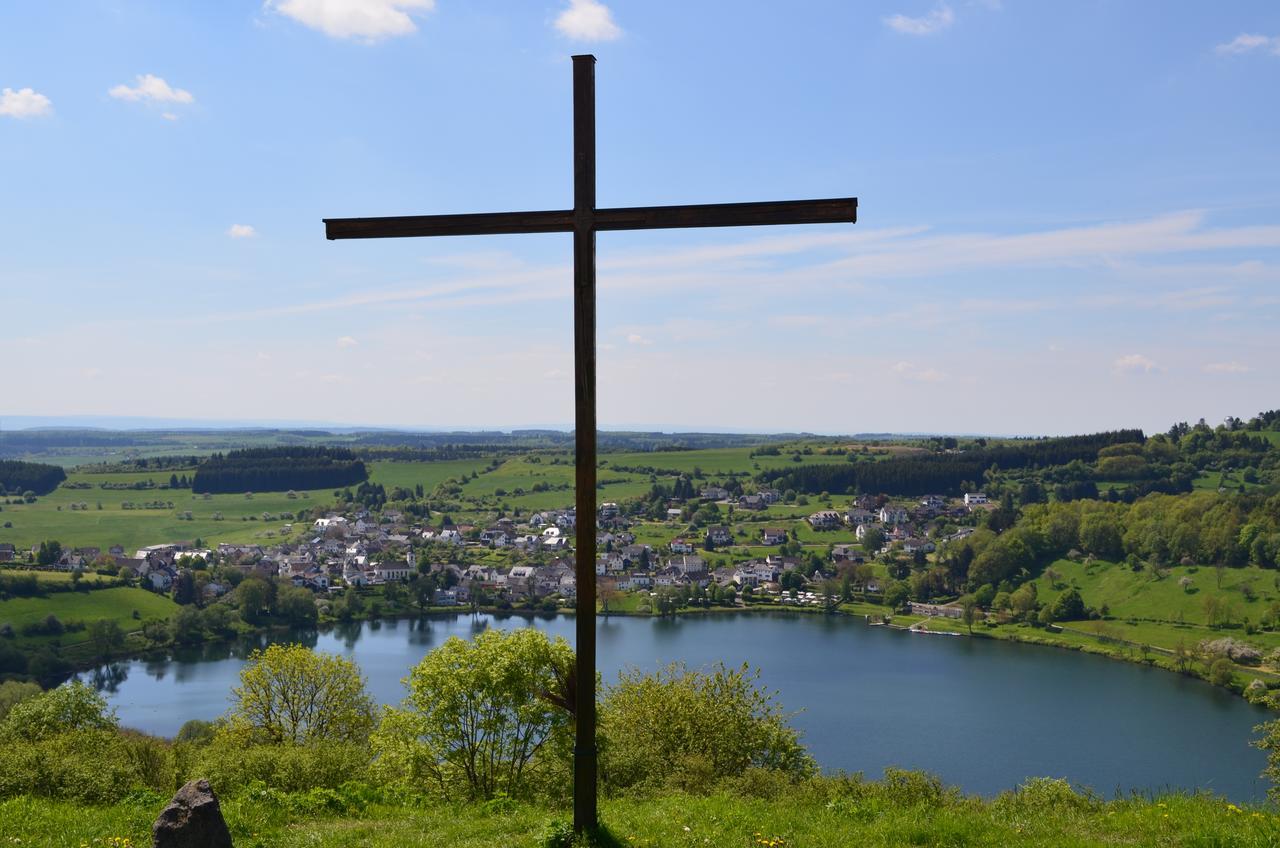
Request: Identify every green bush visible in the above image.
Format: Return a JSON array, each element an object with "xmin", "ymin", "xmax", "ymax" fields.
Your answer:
[
  {"xmin": 371, "ymin": 628, "xmax": 574, "ymax": 802},
  {"xmin": 0, "ymin": 729, "xmax": 175, "ymax": 803},
  {"xmin": 598, "ymin": 661, "xmax": 815, "ymax": 794},
  {"xmin": 995, "ymin": 777, "xmax": 1101, "ymax": 813},
  {"xmin": 0, "ymin": 681, "xmax": 40, "ymax": 721},
  {"xmin": 192, "ymin": 741, "xmax": 371, "ymax": 793},
  {"xmin": 0, "ymin": 680, "xmax": 115, "ymax": 742}
]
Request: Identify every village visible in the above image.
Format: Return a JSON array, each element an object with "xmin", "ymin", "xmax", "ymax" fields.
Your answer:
[{"xmin": 5, "ymin": 486, "xmax": 996, "ymax": 618}]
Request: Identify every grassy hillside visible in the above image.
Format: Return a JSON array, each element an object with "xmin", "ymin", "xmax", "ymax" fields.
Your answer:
[
  {"xmin": 0, "ymin": 586, "xmax": 177, "ymax": 647},
  {"xmin": 1029, "ymin": 558, "xmax": 1280, "ymax": 631},
  {"xmin": 4, "ymin": 785, "xmax": 1278, "ymax": 848}
]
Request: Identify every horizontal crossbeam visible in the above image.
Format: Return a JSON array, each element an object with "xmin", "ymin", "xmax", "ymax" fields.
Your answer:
[{"xmin": 324, "ymin": 197, "xmax": 856, "ymax": 240}]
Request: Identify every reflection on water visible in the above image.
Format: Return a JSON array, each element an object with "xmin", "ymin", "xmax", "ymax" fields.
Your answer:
[{"xmin": 79, "ymin": 611, "xmax": 1274, "ymax": 802}]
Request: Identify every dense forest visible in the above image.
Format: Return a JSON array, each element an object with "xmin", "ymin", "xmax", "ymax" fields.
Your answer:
[
  {"xmin": 191, "ymin": 447, "xmax": 367, "ymax": 494},
  {"xmin": 0, "ymin": 461, "xmax": 66, "ymax": 496},
  {"xmin": 763, "ymin": 430, "xmax": 1146, "ymax": 496}
]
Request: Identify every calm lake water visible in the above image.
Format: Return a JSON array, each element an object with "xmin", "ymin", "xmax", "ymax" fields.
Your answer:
[{"xmin": 81, "ymin": 612, "xmax": 1273, "ymax": 801}]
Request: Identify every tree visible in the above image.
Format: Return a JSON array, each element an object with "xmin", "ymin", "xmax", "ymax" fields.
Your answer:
[
  {"xmin": 884, "ymin": 580, "xmax": 909, "ymax": 611},
  {"xmin": 1050, "ymin": 588, "xmax": 1086, "ymax": 622},
  {"xmin": 87, "ymin": 619, "xmax": 125, "ymax": 659},
  {"xmin": 172, "ymin": 570, "xmax": 197, "ymax": 606},
  {"xmin": 961, "ymin": 598, "xmax": 978, "ymax": 635},
  {"xmin": 227, "ymin": 644, "xmax": 375, "ymax": 745},
  {"xmin": 1209, "ymin": 658, "xmax": 1234, "ymax": 687},
  {"xmin": 599, "ymin": 583, "xmax": 623, "ymax": 615},
  {"xmin": 277, "ymin": 586, "xmax": 318, "ymax": 627},
  {"xmin": 0, "ymin": 680, "xmax": 115, "ymax": 742},
  {"xmin": 35, "ymin": 540, "xmax": 62, "ymax": 567},
  {"xmin": 170, "ymin": 605, "xmax": 204, "ymax": 644},
  {"xmin": 1011, "ymin": 583, "xmax": 1039, "ymax": 621},
  {"xmin": 370, "ymin": 628, "xmax": 574, "ymax": 799},
  {"xmin": 235, "ymin": 578, "xmax": 271, "ymax": 624},
  {"xmin": 861, "ymin": 526, "xmax": 885, "ymax": 555}
]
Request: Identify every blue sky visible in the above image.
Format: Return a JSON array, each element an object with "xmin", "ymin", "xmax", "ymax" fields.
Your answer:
[{"xmin": 1, "ymin": 0, "xmax": 1278, "ymax": 435}]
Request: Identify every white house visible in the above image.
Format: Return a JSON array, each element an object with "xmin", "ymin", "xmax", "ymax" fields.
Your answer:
[
  {"xmin": 879, "ymin": 506, "xmax": 909, "ymax": 524},
  {"xmin": 669, "ymin": 537, "xmax": 695, "ymax": 554}
]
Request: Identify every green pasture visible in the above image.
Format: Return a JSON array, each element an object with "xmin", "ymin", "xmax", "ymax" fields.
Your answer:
[
  {"xmin": 0, "ymin": 586, "xmax": 177, "ymax": 646},
  {"xmin": 1030, "ymin": 557, "xmax": 1280, "ymax": 630},
  {"xmin": 367, "ymin": 458, "xmax": 494, "ymax": 493},
  {"xmin": 600, "ymin": 445, "xmax": 856, "ymax": 476}
]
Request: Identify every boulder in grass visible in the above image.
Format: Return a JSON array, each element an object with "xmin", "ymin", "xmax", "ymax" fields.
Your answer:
[{"xmin": 152, "ymin": 778, "xmax": 233, "ymax": 848}]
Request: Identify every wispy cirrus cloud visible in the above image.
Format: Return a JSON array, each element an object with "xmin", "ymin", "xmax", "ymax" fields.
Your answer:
[
  {"xmin": 1215, "ymin": 33, "xmax": 1279, "ymax": 56},
  {"xmin": 1202, "ymin": 361, "xmax": 1251, "ymax": 374},
  {"xmin": 884, "ymin": 4, "xmax": 955, "ymax": 35}
]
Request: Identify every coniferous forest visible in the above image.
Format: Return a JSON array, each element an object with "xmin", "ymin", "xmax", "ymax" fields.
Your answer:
[
  {"xmin": 0, "ymin": 461, "xmax": 66, "ymax": 497},
  {"xmin": 191, "ymin": 447, "xmax": 367, "ymax": 494},
  {"xmin": 762, "ymin": 430, "xmax": 1146, "ymax": 496}
]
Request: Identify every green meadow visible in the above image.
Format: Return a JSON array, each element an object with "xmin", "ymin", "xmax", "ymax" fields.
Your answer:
[
  {"xmin": 0, "ymin": 586, "xmax": 177, "ymax": 647},
  {"xmin": 5, "ymin": 786, "xmax": 1280, "ymax": 848}
]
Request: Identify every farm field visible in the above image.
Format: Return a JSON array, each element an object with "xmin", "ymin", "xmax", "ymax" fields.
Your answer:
[{"xmin": 0, "ymin": 445, "xmax": 855, "ymax": 553}]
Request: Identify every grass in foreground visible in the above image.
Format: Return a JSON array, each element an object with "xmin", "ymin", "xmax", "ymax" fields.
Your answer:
[{"xmin": 5, "ymin": 785, "xmax": 1280, "ymax": 848}]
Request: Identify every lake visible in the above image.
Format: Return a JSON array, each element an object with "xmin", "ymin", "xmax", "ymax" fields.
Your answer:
[{"xmin": 80, "ymin": 611, "xmax": 1273, "ymax": 801}]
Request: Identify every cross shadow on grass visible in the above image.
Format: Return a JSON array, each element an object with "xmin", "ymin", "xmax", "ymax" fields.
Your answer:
[{"xmin": 581, "ymin": 822, "xmax": 625, "ymax": 848}]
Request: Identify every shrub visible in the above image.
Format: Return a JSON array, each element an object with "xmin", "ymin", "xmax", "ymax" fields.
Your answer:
[
  {"xmin": 371, "ymin": 628, "xmax": 574, "ymax": 801},
  {"xmin": 995, "ymin": 777, "xmax": 1100, "ymax": 813},
  {"xmin": 599, "ymin": 661, "xmax": 814, "ymax": 794},
  {"xmin": 0, "ymin": 681, "xmax": 41, "ymax": 721},
  {"xmin": 193, "ymin": 740, "xmax": 371, "ymax": 793},
  {"xmin": 0, "ymin": 729, "xmax": 174, "ymax": 803},
  {"xmin": 0, "ymin": 680, "xmax": 115, "ymax": 742},
  {"xmin": 1209, "ymin": 658, "xmax": 1236, "ymax": 687}
]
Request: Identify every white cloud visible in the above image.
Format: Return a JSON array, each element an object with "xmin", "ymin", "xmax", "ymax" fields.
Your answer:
[
  {"xmin": 891, "ymin": 361, "xmax": 947, "ymax": 382},
  {"xmin": 267, "ymin": 0, "xmax": 435, "ymax": 42},
  {"xmin": 108, "ymin": 74, "xmax": 194, "ymax": 105},
  {"xmin": 626, "ymin": 333, "xmax": 652, "ymax": 345},
  {"xmin": 1203, "ymin": 361, "xmax": 1251, "ymax": 374},
  {"xmin": 227, "ymin": 224, "xmax": 257, "ymax": 239},
  {"xmin": 161, "ymin": 112, "xmax": 179, "ymax": 121},
  {"xmin": 336, "ymin": 336, "xmax": 359, "ymax": 348},
  {"xmin": 1114, "ymin": 354, "xmax": 1157, "ymax": 373},
  {"xmin": 1215, "ymin": 33, "xmax": 1279, "ymax": 55},
  {"xmin": 0, "ymin": 87, "xmax": 53, "ymax": 119},
  {"xmin": 884, "ymin": 4, "xmax": 955, "ymax": 35},
  {"xmin": 555, "ymin": 0, "xmax": 622, "ymax": 41}
]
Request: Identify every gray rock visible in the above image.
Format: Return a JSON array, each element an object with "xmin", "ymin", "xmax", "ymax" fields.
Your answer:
[{"xmin": 153, "ymin": 779, "xmax": 233, "ymax": 848}]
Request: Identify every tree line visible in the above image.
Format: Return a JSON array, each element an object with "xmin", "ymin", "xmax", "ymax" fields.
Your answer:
[
  {"xmin": 191, "ymin": 447, "xmax": 367, "ymax": 494},
  {"xmin": 762, "ymin": 430, "xmax": 1145, "ymax": 496},
  {"xmin": 0, "ymin": 461, "xmax": 66, "ymax": 496}
]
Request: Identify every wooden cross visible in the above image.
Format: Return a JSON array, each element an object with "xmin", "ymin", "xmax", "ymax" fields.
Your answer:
[{"xmin": 324, "ymin": 54, "xmax": 856, "ymax": 832}]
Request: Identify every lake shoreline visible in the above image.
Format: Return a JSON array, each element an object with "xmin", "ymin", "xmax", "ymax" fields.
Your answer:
[{"xmin": 60, "ymin": 598, "xmax": 1273, "ymax": 711}]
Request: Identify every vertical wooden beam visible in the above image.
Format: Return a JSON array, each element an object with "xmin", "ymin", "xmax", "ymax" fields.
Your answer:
[{"xmin": 571, "ymin": 52, "xmax": 598, "ymax": 834}]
